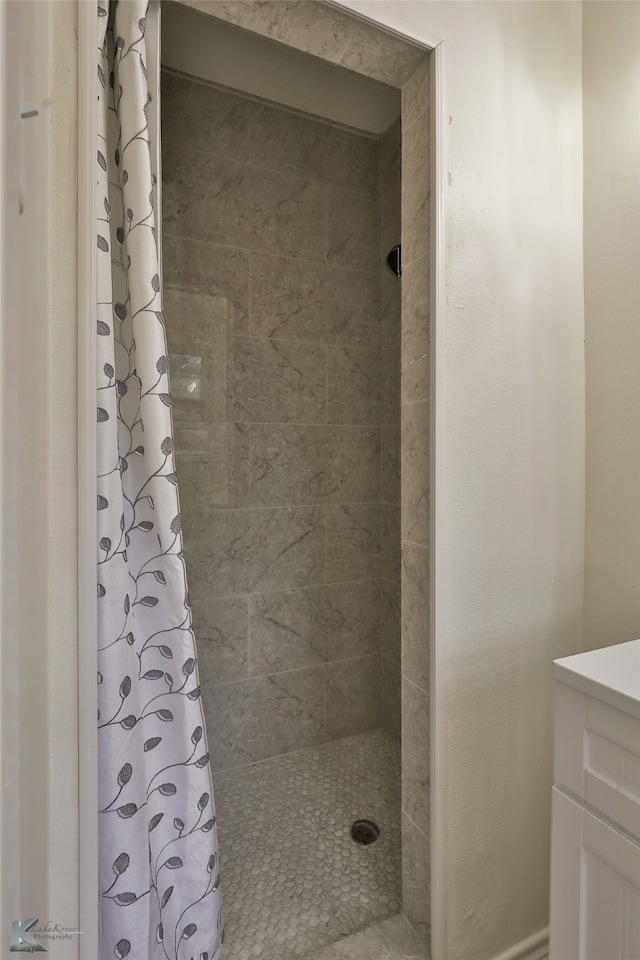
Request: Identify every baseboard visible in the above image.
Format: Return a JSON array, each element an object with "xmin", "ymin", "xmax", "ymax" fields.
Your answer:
[{"xmin": 490, "ymin": 926, "xmax": 549, "ymax": 960}]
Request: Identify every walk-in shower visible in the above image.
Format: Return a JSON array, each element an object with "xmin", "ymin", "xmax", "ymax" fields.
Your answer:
[{"xmin": 159, "ymin": 3, "xmax": 432, "ymax": 956}]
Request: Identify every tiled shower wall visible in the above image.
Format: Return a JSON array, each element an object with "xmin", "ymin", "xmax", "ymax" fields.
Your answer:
[
  {"xmin": 400, "ymin": 57, "xmax": 432, "ymax": 943},
  {"xmin": 161, "ymin": 71, "xmax": 401, "ymax": 773},
  {"xmin": 380, "ymin": 119, "xmax": 402, "ymax": 740}
]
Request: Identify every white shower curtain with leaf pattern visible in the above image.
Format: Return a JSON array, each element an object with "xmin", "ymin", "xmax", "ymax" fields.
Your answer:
[{"xmin": 96, "ymin": 3, "xmax": 222, "ymax": 958}]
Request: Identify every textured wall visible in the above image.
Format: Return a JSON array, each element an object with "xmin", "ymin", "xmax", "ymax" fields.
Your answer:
[
  {"xmin": 400, "ymin": 57, "xmax": 431, "ymax": 945},
  {"xmin": 583, "ymin": 1, "xmax": 640, "ymax": 652},
  {"xmin": 161, "ymin": 71, "xmax": 394, "ymax": 773}
]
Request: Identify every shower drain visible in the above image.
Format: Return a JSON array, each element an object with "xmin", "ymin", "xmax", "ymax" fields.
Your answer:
[{"xmin": 350, "ymin": 819, "xmax": 380, "ymax": 845}]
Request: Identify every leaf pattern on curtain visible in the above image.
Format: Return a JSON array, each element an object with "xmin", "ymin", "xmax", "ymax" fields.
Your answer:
[{"xmin": 96, "ymin": 3, "xmax": 223, "ymax": 958}]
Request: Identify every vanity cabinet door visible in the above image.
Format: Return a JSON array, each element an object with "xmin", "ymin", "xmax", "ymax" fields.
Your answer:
[
  {"xmin": 550, "ymin": 787, "xmax": 640, "ymax": 960},
  {"xmin": 581, "ymin": 807, "xmax": 640, "ymax": 960}
]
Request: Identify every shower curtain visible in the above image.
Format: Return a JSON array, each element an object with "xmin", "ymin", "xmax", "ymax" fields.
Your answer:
[{"xmin": 96, "ymin": 3, "xmax": 222, "ymax": 958}]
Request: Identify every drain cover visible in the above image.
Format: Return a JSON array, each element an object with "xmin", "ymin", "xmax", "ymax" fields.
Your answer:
[{"xmin": 350, "ymin": 819, "xmax": 380, "ymax": 845}]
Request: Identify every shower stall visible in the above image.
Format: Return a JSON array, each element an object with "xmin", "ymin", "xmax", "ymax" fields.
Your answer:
[{"xmin": 159, "ymin": 3, "xmax": 432, "ymax": 956}]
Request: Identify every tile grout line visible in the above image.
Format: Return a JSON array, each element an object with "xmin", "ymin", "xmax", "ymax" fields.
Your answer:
[
  {"xmin": 162, "ymin": 66, "xmax": 382, "ymax": 141},
  {"xmin": 192, "ymin": 578, "xmax": 384, "ymax": 609},
  {"xmin": 401, "ymin": 673, "xmax": 430, "ymax": 699},
  {"xmin": 163, "ymin": 135, "xmax": 380, "ymax": 201},
  {"xmin": 401, "ymin": 806, "xmax": 430, "ymax": 845},
  {"xmin": 163, "ymin": 232, "xmax": 380, "ymax": 278},
  {"xmin": 216, "ymin": 652, "xmax": 382, "ymax": 689},
  {"xmin": 213, "ymin": 723, "xmax": 398, "ymax": 781},
  {"xmin": 163, "ymin": 229, "xmax": 380, "ymax": 277}
]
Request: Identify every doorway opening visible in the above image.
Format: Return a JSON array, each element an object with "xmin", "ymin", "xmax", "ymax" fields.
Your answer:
[{"xmin": 160, "ymin": 2, "xmax": 433, "ymax": 955}]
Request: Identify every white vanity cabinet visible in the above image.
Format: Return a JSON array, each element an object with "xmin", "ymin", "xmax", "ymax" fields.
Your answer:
[{"xmin": 550, "ymin": 640, "xmax": 640, "ymax": 960}]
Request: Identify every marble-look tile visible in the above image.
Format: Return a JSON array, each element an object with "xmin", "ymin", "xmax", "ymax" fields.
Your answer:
[
  {"xmin": 401, "ymin": 542, "xmax": 430, "ymax": 693},
  {"xmin": 170, "ymin": 351, "xmax": 227, "ymax": 425},
  {"xmin": 168, "ymin": 352, "xmax": 203, "ymax": 419},
  {"xmin": 327, "ymin": 503, "xmax": 381, "ymax": 583},
  {"xmin": 401, "ymin": 400, "xmax": 430, "ymax": 546},
  {"xmin": 381, "ymin": 578, "xmax": 401, "ymax": 662},
  {"xmin": 249, "ymin": 579, "xmax": 380, "ymax": 676},
  {"xmin": 164, "ymin": 286, "xmax": 235, "ymax": 378},
  {"xmin": 162, "ymin": 72, "xmax": 378, "ymax": 198},
  {"xmin": 184, "ymin": 505, "xmax": 326, "ymax": 598},
  {"xmin": 229, "ymin": 336, "xmax": 326, "ymax": 423},
  {"xmin": 328, "ymin": 426, "xmax": 381, "ymax": 504},
  {"xmin": 310, "ymin": 123, "xmax": 378, "ymax": 199},
  {"xmin": 380, "ymin": 123, "xmax": 401, "ymax": 257},
  {"xmin": 323, "ymin": 579, "xmax": 381, "ymax": 663},
  {"xmin": 381, "ymin": 267, "xmax": 402, "ymax": 354},
  {"xmin": 402, "ymin": 255, "xmax": 430, "ymax": 404},
  {"xmin": 249, "ymin": 423, "xmax": 326, "ymax": 506},
  {"xmin": 163, "ymin": 284, "xmax": 234, "ymax": 423},
  {"xmin": 173, "ymin": 0, "xmax": 428, "ymax": 95},
  {"xmin": 381, "ymin": 195, "xmax": 401, "ymax": 274},
  {"xmin": 178, "ymin": 0, "xmax": 357, "ymax": 68},
  {"xmin": 382, "ymin": 424, "xmax": 401, "ymax": 504},
  {"xmin": 250, "ymin": 253, "xmax": 380, "ymax": 348},
  {"xmin": 402, "ymin": 56, "xmax": 431, "ymax": 129},
  {"xmin": 380, "ymin": 120, "xmax": 400, "ymax": 192},
  {"xmin": 176, "ymin": 424, "xmax": 249, "ymax": 510},
  {"xmin": 305, "ymin": 914, "xmax": 428, "ymax": 960},
  {"xmin": 401, "ymin": 109, "xmax": 430, "ymax": 269},
  {"xmin": 340, "ymin": 23, "xmax": 427, "ymax": 88},
  {"xmin": 163, "ymin": 285, "xmax": 223, "ymax": 353},
  {"xmin": 402, "ymin": 811, "xmax": 431, "ymax": 946},
  {"xmin": 381, "ymin": 503, "xmax": 401, "ymax": 585},
  {"xmin": 250, "ymin": 253, "xmax": 324, "ymax": 343},
  {"xmin": 381, "ymin": 655, "xmax": 401, "ymax": 742},
  {"xmin": 327, "ymin": 189, "xmax": 379, "ymax": 274},
  {"xmin": 249, "ymin": 424, "xmax": 380, "ymax": 506},
  {"xmin": 192, "ymin": 595, "xmax": 249, "ymax": 684},
  {"xmin": 326, "ymin": 271, "xmax": 381, "ymax": 348},
  {"xmin": 203, "ymin": 666, "xmax": 325, "ymax": 771},
  {"xmin": 250, "ymin": 588, "xmax": 324, "ymax": 675},
  {"xmin": 327, "ymin": 346, "xmax": 381, "ymax": 425},
  {"xmin": 402, "ymin": 679, "xmax": 430, "ymax": 837},
  {"xmin": 173, "ymin": 422, "xmax": 211, "ymax": 454},
  {"xmin": 380, "ymin": 120, "xmax": 401, "ymax": 353},
  {"xmin": 381, "ymin": 346, "xmax": 401, "ymax": 426},
  {"xmin": 162, "ymin": 236, "xmax": 250, "ymax": 334},
  {"xmin": 163, "ymin": 144, "xmax": 325, "ymax": 261},
  {"xmin": 325, "ymin": 655, "xmax": 381, "ymax": 739}
]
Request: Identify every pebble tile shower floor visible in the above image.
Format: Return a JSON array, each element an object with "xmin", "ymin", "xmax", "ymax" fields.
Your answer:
[{"xmin": 213, "ymin": 729, "xmax": 402, "ymax": 960}]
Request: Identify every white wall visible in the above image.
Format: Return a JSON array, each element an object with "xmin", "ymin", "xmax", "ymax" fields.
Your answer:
[
  {"xmin": 337, "ymin": 4, "xmax": 585, "ymax": 959},
  {"xmin": 583, "ymin": 1, "xmax": 640, "ymax": 653},
  {"xmin": 0, "ymin": 1, "xmax": 79, "ymax": 956}
]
